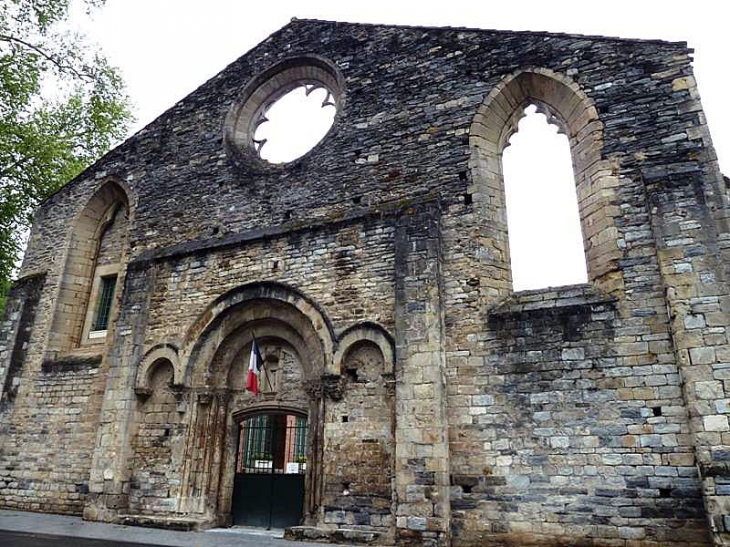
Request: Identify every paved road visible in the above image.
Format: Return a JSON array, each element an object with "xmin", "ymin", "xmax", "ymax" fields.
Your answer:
[
  {"xmin": 0, "ymin": 509, "xmax": 338, "ymax": 547},
  {"xmin": 1, "ymin": 530, "xmax": 167, "ymax": 546}
]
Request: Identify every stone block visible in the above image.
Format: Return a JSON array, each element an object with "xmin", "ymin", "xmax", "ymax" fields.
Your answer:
[{"xmin": 704, "ymin": 415, "xmax": 730, "ymax": 432}]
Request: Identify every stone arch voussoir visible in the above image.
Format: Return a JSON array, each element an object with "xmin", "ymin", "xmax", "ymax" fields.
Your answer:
[
  {"xmin": 135, "ymin": 344, "xmax": 182, "ymax": 396},
  {"xmin": 181, "ymin": 282, "xmax": 337, "ymax": 387},
  {"xmin": 335, "ymin": 322, "xmax": 395, "ymax": 376}
]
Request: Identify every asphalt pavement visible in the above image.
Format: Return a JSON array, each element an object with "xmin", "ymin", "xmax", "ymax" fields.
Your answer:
[
  {"xmin": 1, "ymin": 530, "xmax": 163, "ymax": 547},
  {"xmin": 0, "ymin": 509, "xmax": 336, "ymax": 547}
]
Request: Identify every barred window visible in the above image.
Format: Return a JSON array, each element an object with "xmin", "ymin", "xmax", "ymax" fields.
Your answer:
[
  {"xmin": 236, "ymin": 413, "xmax": 307, "ymax": 474},
  {"xmin": 93, "ymin": 275, "xmax": 117, "ymax": 331}
]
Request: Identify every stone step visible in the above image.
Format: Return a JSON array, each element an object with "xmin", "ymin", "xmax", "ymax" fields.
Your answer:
[
  {"xmin": 285, "ymin": 526, "xmax": 384, "ymax": 544},
  {"xmin": 119, "ymin": 514, "xmax": 201, "ymax": 532}
]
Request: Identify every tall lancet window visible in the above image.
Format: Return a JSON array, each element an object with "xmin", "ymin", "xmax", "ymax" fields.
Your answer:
[
  {"xmin": 502, "ymin": 105, "xmax": 588, "ymax": 291},
  {"xmin": 46, "ymin": 181, "xmax": 129, "ymax": 356}
]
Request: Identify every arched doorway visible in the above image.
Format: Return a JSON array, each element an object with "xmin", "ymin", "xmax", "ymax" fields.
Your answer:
[
  {"xmin": 174, "ymin": 283, "xmax": 336, "ymax": 528},
  {"xmin": 232, "ymin": 410, "xmax": 308, "ymax": 528}
]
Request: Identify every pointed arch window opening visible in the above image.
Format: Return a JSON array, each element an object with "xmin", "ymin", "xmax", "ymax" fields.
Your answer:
[
  {"xmin": 502, "ymin": 104, "xmax": 589, "ymax": 291},
  {"xmin": 81, "ymin": 203, "xmax": 127, "ymax": 343}
]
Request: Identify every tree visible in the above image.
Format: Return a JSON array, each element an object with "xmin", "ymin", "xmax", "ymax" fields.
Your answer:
[{"xmin": 0, "ymin": 0, "xmax": 132, "ymax": 314}]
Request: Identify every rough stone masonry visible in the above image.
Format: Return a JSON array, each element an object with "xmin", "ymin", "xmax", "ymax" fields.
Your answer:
[{"xmin": 0, "ymin": 18, "xmax": 729, "ymax": 547}]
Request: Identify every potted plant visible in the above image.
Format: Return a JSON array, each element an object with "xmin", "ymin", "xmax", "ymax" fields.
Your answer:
[{"xmin": 295, "ymin": 454, "xmax": 307, "ymax": 472}]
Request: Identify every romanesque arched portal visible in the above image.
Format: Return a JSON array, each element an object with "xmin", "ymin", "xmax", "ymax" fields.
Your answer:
[{"xmin": 174, "ymin": 283, "xmax": 336, "ymax": 527}]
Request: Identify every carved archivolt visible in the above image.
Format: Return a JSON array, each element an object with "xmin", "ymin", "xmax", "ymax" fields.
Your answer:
[
  {"xmin": 172, "ymin": 285, "xmax": 395, "ymax": 400},
  {"xmin": 180, "ymin": 282, "xmax": 337, "ymax": 386},
  {"xmin": 334, "ymin": 323, "xmax": 395, "ymax": 376},
  {"xmin": 135, "ymin": 344, "xmax": 182, "ymax": 396}
]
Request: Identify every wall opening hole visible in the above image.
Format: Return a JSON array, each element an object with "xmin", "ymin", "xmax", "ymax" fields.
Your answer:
[
  {"xmin": 459, "ymin": 171, "xmax": 468, "ymax": 181},
  {"xmin": 502, "ymin": 104, "xmax": 588, "ymax": 290},
  {"xmin": 345, "ymin": 368, "xmax": 358, "ymax": 382},
  {"xmin": 284, "ymin": 210, "xmax": 292, "ymax": 221},
  {"xmin": 652, "ymin": 407, "xmax": 662, "ymax": 417},
  {"xmin": 272, "ymin": 260, "xmax": 279, "ymax": 271},
  {"xmin": 164, "ymin": 427, "xmax": 170, "ymax": 437},
  {"xmin": 659, "ymin": 487, "xmax": 672, "ymax": 498},
  {"xmin": 463, "ymin": 193, "xmax": 473, "ymax": 206},
  {"xmin": 352, "ymin": 196, "xmax": 362, "ymax": 205},
  {"xmin": 253, "ymin": 85, "xmax": 336, "ymax": 163},
  {"xmin": 342, "ymin": 415, "xmax": 349, "ymax": 423},
  {"xmin": 451, "ymin": 474, "xmax": 479, "ymax": 493}
]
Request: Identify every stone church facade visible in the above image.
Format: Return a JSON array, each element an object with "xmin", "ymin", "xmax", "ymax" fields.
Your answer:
[{"xmin": 1, "ymin": 18, "xmax": 729, "ymax": 547}]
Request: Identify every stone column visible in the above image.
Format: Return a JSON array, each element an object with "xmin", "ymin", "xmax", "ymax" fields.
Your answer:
[
  {"xmin": 303, "ymin": 379, "xmax": 325, "ymax": 524},
  {"xmin": 393, "ymin": 201, "xmax": 450, "ymax": 547},
  {"xmin": 0, "ymin": 274, "xmax": 45, "ymax": 406},
  {"xmin": 206, "ymin": 390, "xmax": 232, "ymax": 522},
  {"xmin": 83, "ymin": 264, "xmax": 154, "ymax": 522},
  {"xmin": 644, "ymin": 132, "xmax": 730, "ymax": 544}
]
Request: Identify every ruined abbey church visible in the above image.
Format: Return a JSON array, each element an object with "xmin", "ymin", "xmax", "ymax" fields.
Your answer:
[{"xmin": 1, "ymin": 18, "xmax": 730, "ymax": 547}]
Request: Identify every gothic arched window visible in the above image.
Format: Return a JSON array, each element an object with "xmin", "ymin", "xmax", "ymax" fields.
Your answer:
[
  {"xmin": 469, "ymin": 69, "xmax": 620, "ymax": 298},
  {"xmin": 502, "ymin": 104, "xmax": 588, "ymax": 290},
  {"xmin": 47, "ymin": 181, "xmax": 130, "ymax": 355}
]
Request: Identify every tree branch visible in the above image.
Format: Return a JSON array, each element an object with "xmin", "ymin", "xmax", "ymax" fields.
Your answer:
[
  {"xmin": 0, "ymin": 33, "xmax": 91, "ymax": 81},
  {"xmin": 0, "ymin": 154, "xmax": 31, "ymax": 182}
]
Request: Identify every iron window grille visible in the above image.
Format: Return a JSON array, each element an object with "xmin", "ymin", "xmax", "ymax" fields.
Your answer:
[
  {"xmin": 236, "ymin": 414, "xmax": 307, "ymax": 475},
  {"xmin": 93, "ymin": 275, "xmax": 117, "ymax": 331}
]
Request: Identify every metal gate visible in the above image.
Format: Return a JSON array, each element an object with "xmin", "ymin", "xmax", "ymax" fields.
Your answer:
[{"xmin": 231, "ymin": 413, "xmax": 307, "ymax": 528}]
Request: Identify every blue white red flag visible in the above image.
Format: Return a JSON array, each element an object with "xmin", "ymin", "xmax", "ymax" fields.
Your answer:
[{"xmin": 246, "ymin": 336, "xmax": 263, "ymax": 395}]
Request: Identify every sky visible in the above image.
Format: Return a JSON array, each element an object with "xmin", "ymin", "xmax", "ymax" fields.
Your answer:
[{"xmin": 69, "ymin": 0, "xmax": 729, "ymax": 290}]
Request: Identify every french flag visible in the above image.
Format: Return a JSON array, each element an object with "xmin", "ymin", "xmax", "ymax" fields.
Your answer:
[{"xmin": 246, "ymin": 336, "xmax": 263, "ymax": 395}]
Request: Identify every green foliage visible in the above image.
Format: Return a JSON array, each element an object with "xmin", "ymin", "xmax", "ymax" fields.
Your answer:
[
  {"xmin": 0, "ymin": 276, "xmax": 9, "ymax": 317},
  {"xmin": 0, "ymin": 0, "xmax": 132, "ymax": 294}
]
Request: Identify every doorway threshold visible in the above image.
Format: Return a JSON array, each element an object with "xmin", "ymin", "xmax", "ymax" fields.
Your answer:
[{"xmin": 207, "ymin": 525, "xmax": 285, "ymax": 538}]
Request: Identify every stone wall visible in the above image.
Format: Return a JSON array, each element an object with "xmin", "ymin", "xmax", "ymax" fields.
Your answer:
[
  {"xmin": 447, "ymin": 286, "xmax": 707, "ymax": 546},
  {"xmin": 1, "ymin": 18, "xmax": 728, "ymax": 547},
  {"xmin": 97, "ymin": 205, "xmax": 128, "ymax": 268},
  {"xmin": 0, "ymin": 272, "xmax": 106, "ymax": 514},
  {"xmin": 129, "ymin": 362, "xmax": 185, "ymax": 515},
  {"xmin": 0, "ymin": 274, "xmax": 45, "ymax": 409},
  {"xmin": 322, "ymin": 341, "xmax": 394, "ymax": 532},
  {"xmin": 0, "ymin": 356, "xmax": 102, "ymax": 513},
  {"xmin": 139, "ymin": 218, "xmax": 396, "ymax": 347}
]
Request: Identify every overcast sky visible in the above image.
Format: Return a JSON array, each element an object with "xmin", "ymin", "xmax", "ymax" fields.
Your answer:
[{"xmin": 70, "ymin": 0, "xmax": 729, "ymax": 290}]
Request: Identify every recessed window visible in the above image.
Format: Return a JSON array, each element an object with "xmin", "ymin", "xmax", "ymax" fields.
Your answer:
[
  {"xmin": 253, "ymin": 85, "xmax": 336, "ymax": 163},
  {"xmin": 502, "ymin": 105, "xmax": 588, "ymax": 290},
  {"xmin": 48, "ymin": 184, "xmax": 128, "ymax": 353},
  {"xmin": 93, "ymin": 275, "xmax": 117, "ymax": 332}
]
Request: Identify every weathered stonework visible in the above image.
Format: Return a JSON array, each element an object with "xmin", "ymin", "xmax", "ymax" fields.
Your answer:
[{"xmin": 0, "ymin": 18, "xmax": 728, "ymax": 546}]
